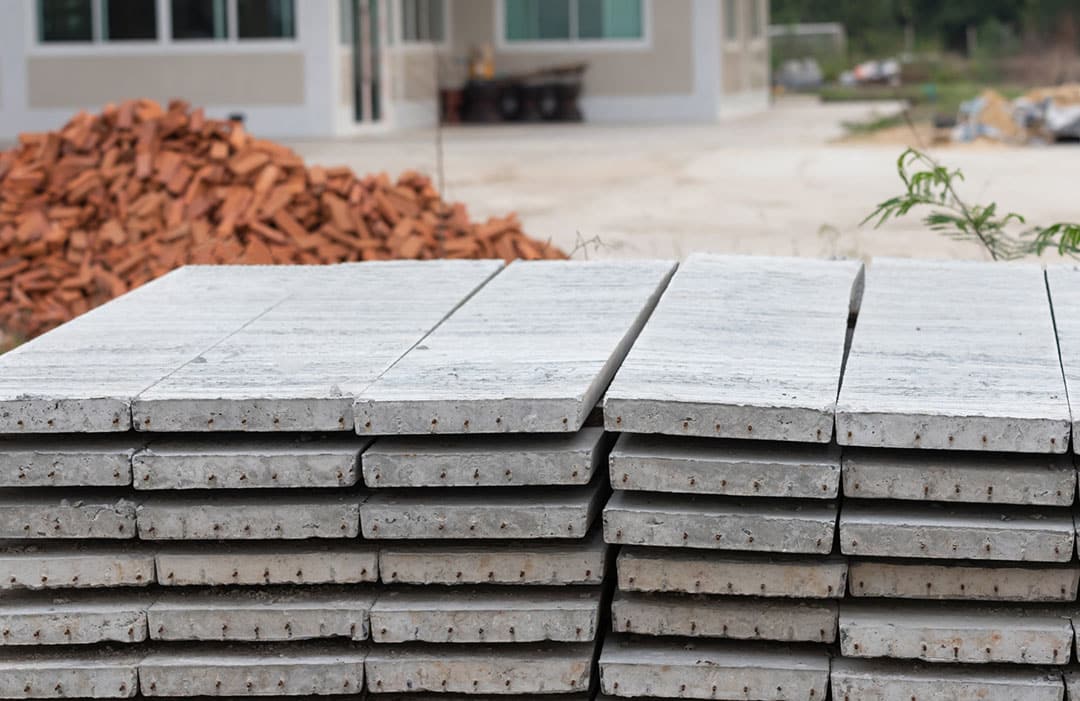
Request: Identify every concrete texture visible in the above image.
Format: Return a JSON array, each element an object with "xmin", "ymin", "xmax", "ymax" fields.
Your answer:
[
  {"xmin": 362, "ymin": 428, "xmax": 609, "ymax": 487},
  {"xmin": 831, "ymin": 658, "xmax": 1064, "ymax": 701},
  {"xmin": 1048, "ymin": 266, "xmax": 1080, "ymax": 455},
  {"xmin": 848, "ymin": 558, "xmax": 1080, "ymax": 601},
  {"xmin": 365, "ymin": 642, "xmax": 593, "ymax": 694},
  {"xmin": 611, "ymin": 591, "xmax": 837, "ymax": 642},
  {"xmin": 148, "ymin": 586, "xmax": 375, "ymax": 642},
  {"xmin": 0, "ymin": 591, "xmax": 147, "ymax": 645},
  {"xmin": 837, "ymin": 259, "xmax": 1070, "ymax": 453},
  {"xmin": 155, "ymin": 541, "xmax": 377, "ymax": 586},
  {"xmin": 0, "ymin": 436, "xmax": 141, "ymax": 487},
  {"xmin": 840, "ymin": 501, "xmax": 1075, "ymax": 561},
  {"xmin": 132, "ymin": 261, "xmax": 502, "ymax": 432},
  {"xmin": 598, "ymin": 636, "xmax": 830, "ymax": 700},
  {"xmin": 139, "ymin": 642, "xmax": 366, "ymax": 696},
  {"xmin": 378, "ymin": 529, "xmax": 608, "ymax": 585},
  {"xmin": 1067, "ymin": 669, "xmax": 1080, "ymax": 701},
  {"xmin": 842, "ymin": 448, "xmax": 1075, "ymax": 505},
  {"xmin": 617, "ymin": 547, "xmax": 847, "ymax": 598},
  {"xmin": 136, "ymin": 492, "xmax": 362, "ymax": 540},
  {"xmin": 0, "ymin": 493, "xmax": 135, "ymax": 539},
  {"xmin": 603, "ymin": 491, "xmax": 837, "ymax": 554},
  {"xmin": 610, "ymin": 433, "xmax": 840, "ymax": 498},
  {"xmin": 133, "ymin": 436, "xmax": 367, "ymax": 490},
  {"xmin": 604, "ymin": 254, "xmax": 861, "ymax": 442},
  {"xmin": 355, "ymin": 260, "xmax": 675, "ymax": 435},
  {"xmin": 0, "ymin": 649, "xmax": 139, "ymax": 698},
  {"xmin": 370, "ymin": 586, "xmax": 601, "ymax": 644},
  {"xmin": 0, "ymin": 543, "xmax": 154, "ymax": 590},
  {"xmin": 361, "ymin": 480, "xmax": 604, "ymax": 539}
]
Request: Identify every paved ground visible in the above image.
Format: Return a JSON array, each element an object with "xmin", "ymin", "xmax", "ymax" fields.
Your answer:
[{"xmin": 287, "ymin": 96, "xmax": 1080, "ymax": 261}]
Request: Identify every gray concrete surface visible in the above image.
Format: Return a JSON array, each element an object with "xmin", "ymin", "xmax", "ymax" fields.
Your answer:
[
  {"xmin": 363, "ymin": 428, "xmax": 608, "ymax": 487},
  {"xmin": 0, "ymin": 649, "xmax": 139, "ymax": 698},
  {"xmin": 0, "ymin": 543, "xmax": 154, "ymax": 590},
  {"xmin": 136, "ymin": 493, "xmax": 362, "ymax": 540},
  {"xmin": 0, "ymin": 493, "xmax": 136, "ymax": 539},
  {"xmin": 155, "ymin": 541, "xmax": 377, "ymax": 586},
  {"xmin": 603, "ymin": 491, "xmax": 837, "ymax": 553},
  {"xmin": 1046, "ymin": 265, "xmax": 1080, "ymax": 454},
  {"xmin": 0, "ymin": 591, "xmax": 148, "ymax": 646},
  {"xmin": 831, "ymin": 658, "xmax": 1064, "ymax": 701},
  {"xmin": 604, "ymin": 254, "xmax": 861, "ymax": 442},
  {"xmin": 610, "ymin": 433, "xmax": 840, "ymax": 498},
  {"xmin": 0, "ymin": 437, "xmax": 142, "ymax": 488},
  {"xmin": 355, "ymin": 260, "xmax": 674, "ymax": 435},
  {"xmin": 617, "ymin": 547, "xmax": 847, "ymax": 598},
  {"xmin": 848, "ymin": 558, "xmax": 1080, "ymax": 601},
  {"xmin": 837, "ymin": 258, "xmax": 1070, "ymax": 452}
]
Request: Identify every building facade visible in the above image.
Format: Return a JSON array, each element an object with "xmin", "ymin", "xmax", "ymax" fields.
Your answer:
[{"xmin": 0, "ymin": 0, "xmax": 770, "ymax": 140}]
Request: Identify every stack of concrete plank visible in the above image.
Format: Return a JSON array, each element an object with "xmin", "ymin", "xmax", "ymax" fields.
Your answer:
[{"xmin": 596, "ymin": 254, "xmax": 864, "ymax": 701}]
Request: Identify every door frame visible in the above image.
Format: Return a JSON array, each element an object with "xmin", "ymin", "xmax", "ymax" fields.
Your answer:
[{"xmin": 336, "ymin": 0, "xmax": 393, "ymax": 136}]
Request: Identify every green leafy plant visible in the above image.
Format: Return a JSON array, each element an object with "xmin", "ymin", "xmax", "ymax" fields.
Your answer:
[{"xmin": 864, "ymin": 147, "xmax": 1080, "ymax": 260}]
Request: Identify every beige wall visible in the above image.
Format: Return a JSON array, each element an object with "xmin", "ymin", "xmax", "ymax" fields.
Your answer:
[
  {"xmin": 391, "ymin": 51, "xmax": 439, "ymax": 101},
  {"xmin": 28, "ymin": 53, "xmax": 305, "ymax": 110},
  {"xmin": 720, "ymin": 0, "xmax": 769, "ymax": 95}
]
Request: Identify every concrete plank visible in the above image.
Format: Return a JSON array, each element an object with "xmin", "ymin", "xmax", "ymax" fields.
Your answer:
[
  {"xmin": 155, "ymin": 541, "xmax": 377, "ymax": 586},
  {"xmin": 1046, "ymin": 265, "xmax": 1080, "ymax": 455},
  {"xmin": 0, "ymin": 436, "xmax": 142, "ymax": 488},
  {"xmin": 139, "ymin": 642, "xmax": 366, "ymax": 696},
  {"xmin": 379, "ymin": 528, "xmax": 608, "ymax": 585},
  {"xmin": 148, "ymin": 586, "xmax": 375, "ymax": 642},
  {"xmin": 355, "ymin": 259, "xmax": 676, "ymax": 435},
  {"xmin": 598, "ymin": 636, "xmax": 830, "ymax": 700},
  {"xmin": 832, "ymin": 658, "xmax": 1064, "ymax": 701},
  {"xmin": 839, "ymin": 601, "xmax": 1072, "ymax": 665},
  {"xmin": 603, "ymin": 254, "xmax": 862, "ymax": 442},
  {"xmin": 617, "ymin": 547, "xmax": 846, "ymax": 598},
  {"xmin": 0, "ymin": 492, "xmax": 135, "ymax": 539},
  {"xmin": 370, "ymin": 586, "xmax": 601, "ymax": 643},
  {"xmin": 842, "ymin": 448, "xmax": 1075, "ymax": 505},
  {"xmin": 610, "ymin": 433, "xmax": 840, "ymax": 498},
  {"xmin": 136, "ymin": 492, "xmax": 363, "ymax": 540},
  {"xmin": 365, "ymin": 642, "xmax": 593, "ymax": 694},
  {"xmin": 362, "ymin": 428, "xmax": 609, "ymax": 487},
  {"xmin": 837, "ymin": 258, "xmax": 1070, "ymax": 452},
  {"xmin": 611, "ymin": 591, "xmax": 836, "ymax": 642},
  {"xmin": 848, "ymin": 558, "xmax": 1080, "ymax": 601},
  {"xmin": 0, "ymin": 648, "xmax": 139, "ymax": 698},
  {"xmin": 603, "ymin": 491, "xmax": 836, "ymax": 554},
  {"xmin": 133, "ymin": 260, "xmax": 503, "ymax": 432},
  {"xmin": 361, "ymin": 479, "xmax": 604, "ymax": 539},
  {"xmin": 1067, "ymin": 669, "xmax": 1080, "ymax": 701},
  {"xmin": 133, "ymin": 435, "xmax": 367, "ymax": 490},
  {"xmin": 0, "ymin": 543, "xmax": 154, "ymax": 590},
  {"xmin": 840, "ymin": 501, "xmax": 1075, "ymax": 562},
  {"xmin": 0, "ymin": 591, "xmax": 148, "ymax": 645}
]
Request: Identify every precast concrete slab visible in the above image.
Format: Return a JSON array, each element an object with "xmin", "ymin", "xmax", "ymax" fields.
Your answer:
[
  {"xmin": 842, "ymin": 448, "xmax": 1075, "ymax": 505},
  {"xmin": 603, "ymin": 254, "xmax": 862, "ymax": 442},
  {"xmin": 0, "ymin": 648, "xmax": 139, "ymax": 698},
  {"xmin": 831, "ymin": 658, "xmax": 1064, "ymax": 701},
  {"xmin": 378, "ymin": 528, "xmax": 607, "ymax": 585},
  {"xmin": 361, "ymin": 480, "xmax": 604, "ymax": 539},
  {"xmin": 355, "ymin": 259, "xmax": 676, "ymax": 435},
  {"xmin": 603, "ymin": 491, "xmax": 836, "ymax": 554},
  {"xmin": 147, "ymin": 586, "xmax": 375, "ymax": 642},
  {"xmin": 133, "ymin": 435, "xmax": 368, "ymax": 489},
  {"xmin": 362, "ymin": 428, "xmax": 609, "ymax": 487},
  {"xmin": 369, "ymin": 586, "xmax": 601, "ymax": 643},
  {"xmin": 840, "ymin": 501, "xmax": 1075, "ymax": 561},
  {"xmin": 0, "ymin": 543, "xmax": 154, "ymax": 590},
  {"xmin": 138, "ymin": 642, "xmax": 366, "ymax": 696},
  {"xmin": 1067, "ymin": 669, "xmax": 1080, "ymax": 701},
  {"xmin": 364, "ymin": 642, "xmax": 594, "ymax": 694},
  {"xmin": 0, "ymin": 591, "xmax": 148, "ymax": 645},
  {"xmin": 1045, "ymin": 266, "xmax": 1080, "ymax": 455},
  {"xmin": 611, "ymin": 590, "xmax": 837, "ymax": 642},
  {"xmin": 132, "ymin": 260, "xmax": 503, "ymax": 432},
  {"xmin": 0, "ymin": 436, "xmax": 143, "ymax": 488},
  {"xmin": 617, "ymin": 547, "xmax": 847, "ymax": 598},
  {"xmin": 837, "ymin": 259, "xmax": 1070, "ymax": 452},
  {"xmin": 839, "ymin": 600, "xmax": 1072, "ymax": 664},
  {"xmin": 136, "ymin": 492, "xmax": 363, "ymax": 540},
  {"xmin": 0, "ymin": 492, "xmax": 135, "ymax": 539},
  {"xmin": 598, "ymin": 636, "xmax": 830, "ymax": 700},
  {"xmin": 155, "ymin": 541, "xmax": 377, "ymax": 586},
  {"xmin": 609, "ymin": 433, "xmax": 840, "ymax": 498},
  {"xmin": 848, "ymin": 558, "xmax": 1080, "ymax": 601}
]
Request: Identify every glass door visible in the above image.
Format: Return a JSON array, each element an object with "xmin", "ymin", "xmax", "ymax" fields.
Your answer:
[{"xmin": 350, "ymin": 0, "xmax": 384, "ymax": 123}]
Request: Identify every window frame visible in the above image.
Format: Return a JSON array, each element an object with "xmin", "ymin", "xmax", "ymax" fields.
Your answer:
[
  {"xmin": 748, "ymin": 0, "xmax": 766, "ymax": 45},
  {"xmin": 392, "ymin": 0, "xmax": 450, "ymax": 51},
  {"xmin": 495, "ymin": 0, "xmax": 651, "ymax": 52},
  {"xmin": 722, "ymin": 0, "xmax": 740, "ymax": 47}
]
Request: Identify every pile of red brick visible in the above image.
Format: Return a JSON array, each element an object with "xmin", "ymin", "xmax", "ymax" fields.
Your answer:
[{"xmin": 0, "ymin": 99, "xmax": 564, "ymax": 339}]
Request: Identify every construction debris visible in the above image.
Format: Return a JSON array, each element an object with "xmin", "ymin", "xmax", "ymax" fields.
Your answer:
[
  {"xmin": 0, "ymin": 99, "xmax": 564, "ymax": 339},
  {"xmin": 955, "ymin": 83, "xmax": 1080, "ymax": 143}
]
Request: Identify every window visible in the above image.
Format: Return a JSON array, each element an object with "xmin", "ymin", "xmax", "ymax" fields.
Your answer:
[
  {"xmin": 401, "ymin": 0, "xmax": 444, "ymax": 43},
  {"xmin": 239, "ymin": 0, "xmax": 295, "ymax": 38},
  {"xmin": 503, "ymin": 0, "xmax": 643, "ymax": 43},
  {"xmin": 749, "ymin": 0, "xmax": 763, "ymax": 39},
  {"xmin": 39, "ymin": 0, "xmax": 92, "ymax": 41},
  {"xmin": 103, "ymin": 0, "xmax": 157, "ymax": 40},
  {"xmin": 171, "ymin": 0, "xmax": 226, "ymax": 39},
  {"xmin": 723, "ymin": 0, "xmax": 738, "ymax": 42},
  {"xmin": 38, "ymin": 0, "xmax": 157, "ymax": 42}
]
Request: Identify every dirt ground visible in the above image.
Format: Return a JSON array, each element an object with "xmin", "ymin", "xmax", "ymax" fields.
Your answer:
[{"xmin": 291, "ymin": 95, "xmax": 1080, "ymax": 262}]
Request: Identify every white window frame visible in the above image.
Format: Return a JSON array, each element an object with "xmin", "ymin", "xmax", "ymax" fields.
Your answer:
[
  {"xmin": 722, "ymin": 0, "xmax": 741, "ymax": 48},
  {"xmin": 391, "ymin": 0, "xmax": 450, "ymax": 51},
  {"xmin": 495, "ymin": 0, "xmax": 652, "ymax": 52},
  {"xmin": 30, "ymin": 0, "xmax": 299, "ymax": 55},
  {"xmin": 748, "ymin": 0, "xmax": 766, "ymax": 48}
]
